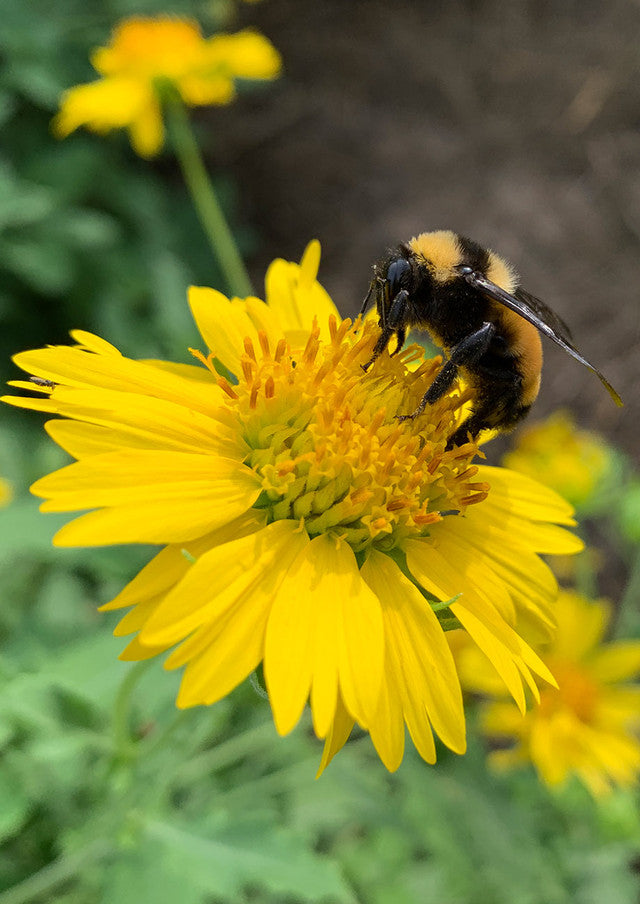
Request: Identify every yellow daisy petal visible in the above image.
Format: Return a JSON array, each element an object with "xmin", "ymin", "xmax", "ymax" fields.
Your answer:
[
  {"xmin": 189, "ymin": 286, "xmax": 270, "ymax": 375},
  {"xmin": 34, "ymin": 452, "xmax": 260, "ymax": 546},
  {"xmin": 316, "ymin": 694, "xmax": 355, "ymax": 777},
  {"xmin": 361, "ymin": 551, "xmax": 466, "ymax": 756},
  {"xmin": 140, "ymin": 520, "xmax": 307, "ymax": 648},
  {"xmin": 265, "ymin": 534, "xmax": 384, "ymax": 736},
  {"xmin": 589, "ymin": 643, "xmax": 640, "ymax": 684},
  {"xmin": 101, "ymin": 510, "xmax": 266, "ymax": 614},
  {"xmin": 264, "ymin": 240, "xmax": 340, "ymax": 341}
]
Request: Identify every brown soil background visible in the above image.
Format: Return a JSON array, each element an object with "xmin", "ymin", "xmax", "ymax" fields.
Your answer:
[{"xmin": 213, "ymin": 0, "xmax": 639, "ymax": 463}]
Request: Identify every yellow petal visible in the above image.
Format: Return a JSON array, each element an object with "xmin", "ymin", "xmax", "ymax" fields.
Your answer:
[
  {"xmin": 69, "ymin": 331, "xmax": 122, "ymax": 355},
  {"xmin": 128, "ymin": 94, "xmax": 164, "ymax": 157},
  {"xmin": 428, "ymin": 529, "xmax": 515, "ymax": 625},
  {"xmin": 404, "ymin": 540, "xmax": 555, "ymax": 711},
  {"xmin": 175, "ymin": 592, "xmax": 267, "ymax": 708},
  {"xmin": 264, "ymin": 534, "xmax": 384, "ymax": 737},
  {"xmin": 119, "ymin": 636, "xmax": 167, "ymax": 661},
  {"xmin": 140, "ymin": 520, "xmax": 308, "ymax": 647},
  {"xmin": 367, "ymin": 673, "xmax": 406, "ymax": 772},
  {"xmin": 52, "ymin": 77, "xmax": 150, "ymax": 138},
  {"xmin": 361, "ymin": 550, "xmax": 466, "ymax": 755},
  {"xmin": 436, "ymin": 516, "xmax": 557, "ymax": 636},
  {"xmin": 189, "ymin": 286, "xmax": 265, "ymax": 376},
  {"xmin": 316, "ymin": 693, "xmax": 355, "ymax": 777},
  {"xmin": 41, "ymin": 388, "xmax": 240, "ymax": 458},
  {"xmin": 101, "ymin": 510, "xmax": 266, "ymax": 612},
  {"xmin": 589, "ymin": 642, "xmax": 640, "ymax": 684},
  {"xmin": 552, "ymin": 592, "xmax": 608, "ymax": 661},
  {"xmin": 477, "ymin": 465, "xmax": 577, "ymax": 525},
  {"xmin": 596, "ymin": 686, "xmax": 640, "ymax": 725},
  {"xmin": 11, "ymin": 345, "xmax": 223, "ymax": 417},
  {"xmin": 264, "ymin": 241, "xmax": 339, "ymax": 341},
  {"xmin": 39, "ymin": 453, "xmax": 260, "ymax": 546},
  {"xmin": 32, "ymin": 450, "xmax": 257, "ymax": 508}
]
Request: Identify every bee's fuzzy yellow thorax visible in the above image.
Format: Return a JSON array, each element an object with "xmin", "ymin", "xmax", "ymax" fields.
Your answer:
[
  {"xmin": 485, "ymin": 250, "xmax": 518, "ymax": 294},
  {"xmin": 408, "ymin": 230, "xmax": 462, "ymax": 283}
]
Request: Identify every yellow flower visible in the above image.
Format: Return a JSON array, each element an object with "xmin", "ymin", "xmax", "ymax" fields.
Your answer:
[
  {"xmin": 2, "ymin": 242, "xmax": 582, "ymax": 773},
  {"xmin": 502, "ymin": 411, "xmax": 611, "ymax": 508},
  {"xmin": 0, "ymin": 477, "xmax": 12, "ymax": 507},
  {"xmin": 457, "ymin": 591, "xmax": 640, "ymax": 796},
  {"xmin": 53, "ymin": 17, "xmax": 281, "ymax": 157}
]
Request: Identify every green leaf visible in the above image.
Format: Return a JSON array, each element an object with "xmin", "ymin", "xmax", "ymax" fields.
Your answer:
[
  {"xmin": 0, "ymin": 765, "xmax": 31, "ymax": 843},
  {"xmin": 0, "ymin": 497, "xmax": 69, "ymax": 562},
  {"xmin": 112, "ymin": 814, "xmax": 358, "ymax": 904}
]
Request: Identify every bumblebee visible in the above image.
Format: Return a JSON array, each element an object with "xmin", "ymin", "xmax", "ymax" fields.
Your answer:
[{"xmin": 360, "ymin": 230, "xmax": 622, "ymax": 448}]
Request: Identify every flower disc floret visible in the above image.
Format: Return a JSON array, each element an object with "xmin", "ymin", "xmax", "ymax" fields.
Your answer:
[{"xmin": 205, "ymin": 316, "xmax": 486, "ymax": 554}]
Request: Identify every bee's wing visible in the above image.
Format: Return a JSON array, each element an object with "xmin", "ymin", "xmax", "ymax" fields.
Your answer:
[
  {"xmin": 465, "ymin": 271, "xmax": 623, "ymax": 407},
  {"xmin": 513, "ymin": 287, "xmax": 573, "ymax": 339}
]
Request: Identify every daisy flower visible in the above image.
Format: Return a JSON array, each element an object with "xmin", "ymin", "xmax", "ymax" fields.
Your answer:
[
  {"xmin": 2, "ymin": 242, "xmax": 582, "ymax": 773},
  {"xmin": 52, "ymin": 16, "xmax": 281, "ymax": 157},
  {"xmin": 456, "ymin": 591, "xmax": 640, "ymax": 795}
]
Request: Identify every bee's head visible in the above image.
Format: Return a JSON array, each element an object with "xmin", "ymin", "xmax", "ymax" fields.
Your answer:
[{"xmin": 371, "ymin": 251, "xmax": 414, "ymax": 321}]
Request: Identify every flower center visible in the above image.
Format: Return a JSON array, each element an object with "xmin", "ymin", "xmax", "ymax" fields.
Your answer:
[
  {"xmin": 214, "ymin": 317, "xmax": 488, "ymax": 553},
  {"xmin": 540, "ymin": 660, "xmax": 599, "ymax": 724}
]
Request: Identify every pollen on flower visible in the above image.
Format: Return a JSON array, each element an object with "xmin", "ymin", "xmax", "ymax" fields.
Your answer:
[{"xmin": 206, "ymin": 314, "xmax": 485, "ymax": 553}]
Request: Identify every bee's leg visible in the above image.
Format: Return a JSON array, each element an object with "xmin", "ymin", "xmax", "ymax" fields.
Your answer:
[
  {"xmin": 390, "ymin": 326, "xmax": 406, "ymax": 356},
  {"xmin": 398, "ymin": 321, "xmax": 495, "ymax": 420},
  {"xmin": 358, "ymin": 280, "xmax": 375, "ymax": 320},
  {"xmin": 362, "ymin": 289, "xmax": 410, "ymax": 371}
]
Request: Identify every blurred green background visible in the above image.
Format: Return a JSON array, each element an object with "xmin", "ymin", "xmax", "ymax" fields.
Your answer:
[{"xmin": 1, "ymin": 0, "xmax": 639, "ymax": 902}]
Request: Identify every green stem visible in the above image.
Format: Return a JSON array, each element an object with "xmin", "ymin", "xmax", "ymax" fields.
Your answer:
[
  {"xmin": 172, "ymin": 720, "xmax": 276, "ymax": 787},
  {"xmin": 616, "ymin": 548, "xmax": 640, "ymax": 637},
  {"xmin": 0, "ymin": 839, "xmax": 112, "ymax": 904},
  {"xmin": 166, "ymin": 98, "xmax": 254, "ymax": 298},
  {"xmin": 112, "ymin": 660, "xmax": 154, "ymax": 761}
]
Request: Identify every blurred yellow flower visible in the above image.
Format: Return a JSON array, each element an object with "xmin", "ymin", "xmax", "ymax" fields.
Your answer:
[
  {"xmin": 457, "ymin": 591, "xmax": 640, "ymax": 796},
  {"xmin": 53, "ymin": 16, "xmax": 281, "ymax": 157},
  {"xmin": 2, "ymin": 243, "xmax": 582, "ymax": 773},
  {"xmin": 0, "ymin": 477, "xmax": 12, "ymax": 507},
  {"xmin": 502, "ymin": 411, "xmax": 611, "ymax": 508}
]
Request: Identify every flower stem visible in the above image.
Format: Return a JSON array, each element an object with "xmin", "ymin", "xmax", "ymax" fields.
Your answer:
[
  {"xmin": 172, "ymin": 720, "xmax": 276, "ymax": 787},
  {"xmin": 166, "ymin": 98, "xmax": 254, "ymax": 298},
  {"xmin": 112, "ymin": 660, "xmax": 154, "ymax": 761}
]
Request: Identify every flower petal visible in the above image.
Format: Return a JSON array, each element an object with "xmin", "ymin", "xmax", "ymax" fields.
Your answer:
[
  {"xmin": 362, "ymin": 550, "xmax": 466, "ymax": 759},
  {"xmin": 589, "ymin": 642, "xmax": 640, "ymax": 684},
  {"xmin": 34, "ymin": 452, "xmax": 260, "ymax": 546},
  {"xmin": 264, "ymin": 534, "xmax": 384, "ymax": 737},
  {"xmin": 405, "ymin": 539, "xmax": 555, "ymax": 712},
  {"xmin": 264, "ymin": 241, "xmax": 339, "ymax": 341},
  {"xmin": 316, "ymin": 694, "xmax": 355, "ymax": 777},
  {"xmin": 477, "ymin": 465, "xmax": 577, "ymax": 525},
  {"xmin": 101, "ymin": 510, "xmax": 266, "ymax": 614},
  {"xmin": 140, "ymin": 520, "xmax": 308, "ymax": 647},
  {"xmin": 189, "ymin": 286, "xmax": 271, "ymax": 375},
  {"xmin": 10, "ymin": 345, "xmax": 224, "ymax": 416}
]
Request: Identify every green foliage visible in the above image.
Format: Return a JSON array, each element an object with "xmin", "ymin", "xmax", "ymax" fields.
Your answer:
[
  {"xmin": 1, "ymin": 0, "xmax": 640, "ymax": 902},
  {"xmin": 0, "ymin": 0, "xmax": 254, "ymax": 379}
]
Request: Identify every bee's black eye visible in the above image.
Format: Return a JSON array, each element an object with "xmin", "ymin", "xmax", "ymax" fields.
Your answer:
[
  {"xmin": 457, "ymin": 265, "xmax": 474, "ymax": 276},
  {"xmin": 386, "ymin": 258, "xmax": 411, "ymax": 293}
]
